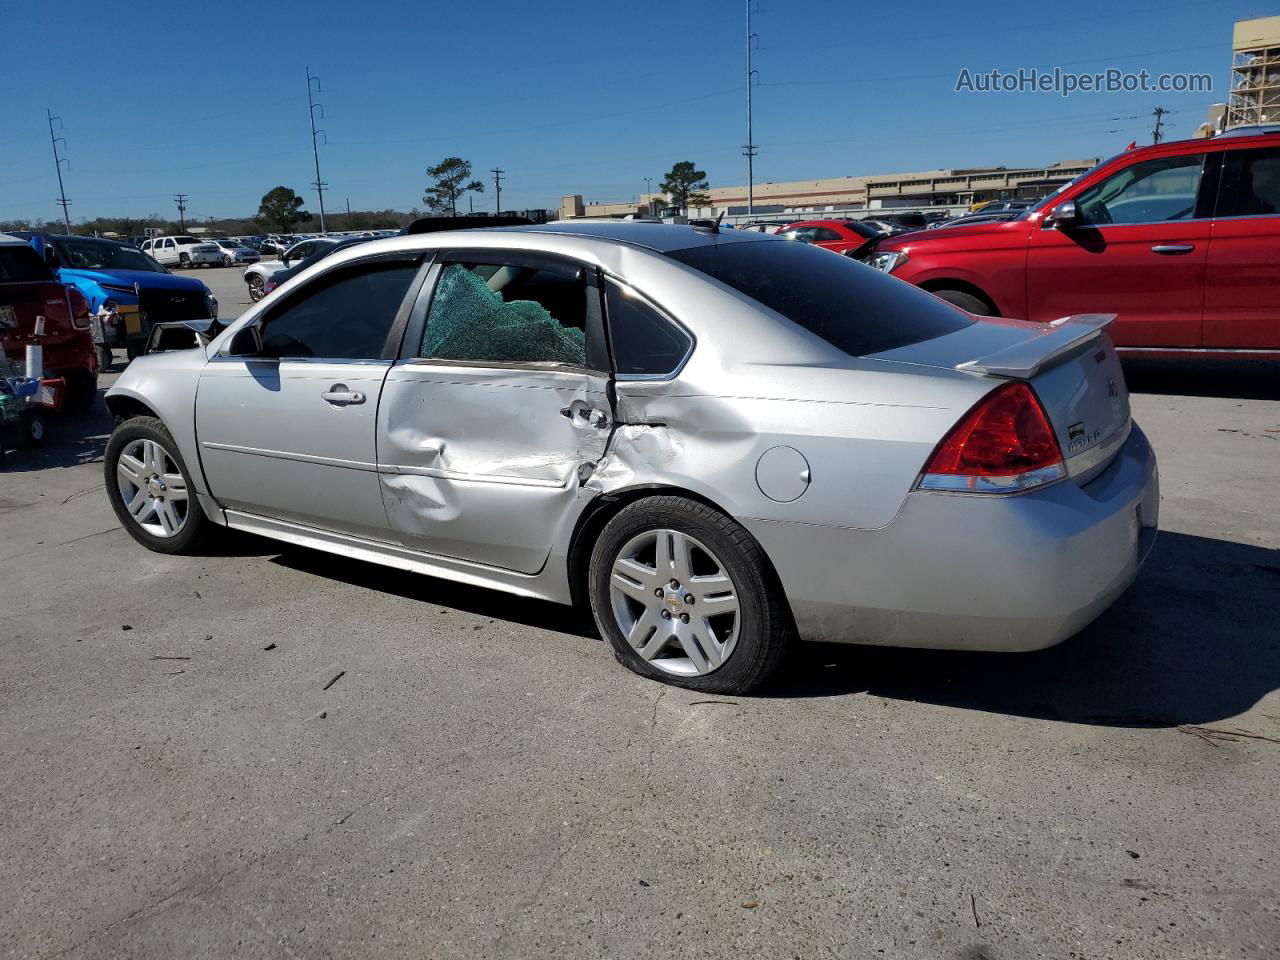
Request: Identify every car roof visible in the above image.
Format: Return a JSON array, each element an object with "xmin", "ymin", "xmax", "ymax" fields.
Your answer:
[
  {"xmin": 0, "ymin": 232, "xmax": 27, "ymax": 246},
  {"xmin": 495, "ymin": 220, "xmax": 769, "ymax": 253}
]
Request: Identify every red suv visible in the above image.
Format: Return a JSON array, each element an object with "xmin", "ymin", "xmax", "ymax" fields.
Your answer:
[
  {"xmin": 1, "ymin": 235, "xmax": 97, "ymax": 413},
  {"xmin": 868, "ymin": 133, "xmax": 1280, "ymax": 352}
]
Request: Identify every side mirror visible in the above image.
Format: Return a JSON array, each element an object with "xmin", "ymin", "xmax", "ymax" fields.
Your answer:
[
  {"xmin": 1046, "ymin": 199, "xmax": 1079, "ymax": 228},
  {"xmin": 225, "ymin": 325, "xmax": 263, "ymax": 357}
]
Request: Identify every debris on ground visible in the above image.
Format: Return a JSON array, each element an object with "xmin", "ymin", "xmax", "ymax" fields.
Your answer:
[
  {"xmin": 1179, "ymin": 724, "xmax": 1280, "ymax": 746},
  {"xmin": 263, "ymin": 642, "xmax": 277, "ymax": 651},
  {"xmin": 323, "ymin": 670, "xmax": 345, "ymax": 691},
  {"xmin": 148, "ymin": 655, "xmax": 190, "ymax": 661}
]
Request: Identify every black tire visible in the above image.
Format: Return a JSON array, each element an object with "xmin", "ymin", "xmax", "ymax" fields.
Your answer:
[
  {"xmin": 247, "ymin": 274, "xmax": 265, "ymax": 301},
  {"xmin": 222, "ymin": 254, "xmax": 232, "ymax": 267},
  {"xmin": 932, "ymin": 288, "xmax": 991, "ymax": 315},
  {"xmin": 104, "ymin": 416, "xmax": 211, "ymax": 555},
  {"xmin": 178, "ymin": 253, "xmax": 191, "ymax": 268},
  {"xmin": 20, "ymin": 411, "xmax": 47, "ymax": 448},
  {"xmin": 61, "ymin": 369, "xmax": 98, "ymax": 416},
  {"xmin": 588, "ymin": 496, "xmax": 793, "ymax": 694}
]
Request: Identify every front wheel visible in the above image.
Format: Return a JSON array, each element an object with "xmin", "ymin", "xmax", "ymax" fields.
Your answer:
[
  {"xmin": 589, "ymin": 496, "xmax": 793, "ymax": 694},
  {"xmin": 222, "ymin": 254, "xmax": 232, "ymax": 266},
  {"xmin": 178, "ymin": 253, "xmax": 191, "ymax": 268},
  {"xmin": 104, "ymin": 416, "xmax": 211, "ymax": 554},
  {"xmin": 247, "ymin": 274, "xmax": 265, "ymax": 301},
  {"xmin": 932, "ymin": 288, "xmax": 991, "ymax": 315}
]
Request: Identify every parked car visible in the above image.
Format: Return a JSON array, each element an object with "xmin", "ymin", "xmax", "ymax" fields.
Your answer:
[
  {"xmin": 971, "ymin": 200, "xmax": 1032, "ymax": 215},
  {"xmin": 140, "ymin": 236, "xmax": 222, "ymax": 268},
  {"xmin": 0, "ymin": 233, "xmax": 98, "ymax": 414},
  {"xmin": 258, "ymin": 237, "xmax": 369, "ymax": 297},
  {"xmin": 208, "ymin": 239, "xmax": 260, "ymax": 267},
  {"xmin": 14, "ymin": 233, "xmax": 219, "ymax": 363},
  {"xmin": 778, "ymin": 219, "xmax": 884, "ymax": 258},
  {"xmin": 102, "ymin": 222, "xmax": 1157, "ymax": 694},
  {"xmin": 738, "ymin": 222, "xmax": 786, "ymax": 234},
  {"xmin": 242, "ymin": 237, "xmax": 342, "ymax": 301},
  {"xmin": 869, "ymin": 132, "xmax": 1280, "ymax": 352},
  {"xmin": 925, "ymin": 210, "xmax": 1022, "ymax": 230}
]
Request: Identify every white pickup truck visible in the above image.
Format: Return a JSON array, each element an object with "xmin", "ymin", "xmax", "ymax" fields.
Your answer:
[{"xmin": 140, "ymin": 235, "xmax": 222, "ymax": 269}]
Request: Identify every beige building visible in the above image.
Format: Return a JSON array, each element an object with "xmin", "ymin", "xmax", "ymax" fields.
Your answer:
[{"xmin": 561, "ymin": 161, "xmax": 1096, "ymax": 221}]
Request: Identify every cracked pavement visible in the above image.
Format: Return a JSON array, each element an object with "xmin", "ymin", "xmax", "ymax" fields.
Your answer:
[{"xmin": 1, "ymin": 329, "xmax": 1278, "ymax": 957}]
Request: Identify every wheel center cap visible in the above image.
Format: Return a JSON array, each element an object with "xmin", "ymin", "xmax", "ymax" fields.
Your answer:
[
  {"xmin": 665, "ymin": 593, "xmax": 683, "ymax": 613},
  {"xmin": 147, "ymin": 478, "xmax": 163, "ymax": 497}
]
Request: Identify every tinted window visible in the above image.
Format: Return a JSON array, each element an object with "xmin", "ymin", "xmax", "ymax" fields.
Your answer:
[
  {"xmin": 420, "ymin": 261, "xmax": 588, "ymax": 366},
  {"xmin": 175, "ymin": 236, "xmax": 197, "ymax": 244},
  {"xmin": 606, "ymin": 282, "xmax": 691, "ymax": 376},
  {"xmin": 812, "ymin": 227, "xmax": 843, "ymax": 242},
  {"xmin": 1076, "ymin": 154, "xmax": 1205, "ymax": 225},
  {"xmin": 0, "ymin": 245, "xmax": 52, "ymax": 282},
  {"xmin": 667, "ymin": 240, "xmax": 974, "ymax": 357},
  {"xmin": 258, "ymin": 261, "xmax": 418, "ymax": 360},
  {"xmin": 1216, "ymin": 146, "xmax": 1280, "ymax": 217}
]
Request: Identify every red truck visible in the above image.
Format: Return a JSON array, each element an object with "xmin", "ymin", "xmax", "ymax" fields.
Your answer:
[
  {"xmin": 0, "ymin": 234, "xmax": 98, "ymax": 413},
  {"xmin": 867, "ymin": 132, "xmax": 1280, "ymax": 353}
]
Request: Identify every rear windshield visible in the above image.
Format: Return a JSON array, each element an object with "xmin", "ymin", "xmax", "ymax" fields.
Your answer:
[
  {"xmin": 0, "ymin": 245, "xmax": 53, "ymax": 283},
  {"xmin": 667, "ymin": 240, "xmax": 973, "ymax": 356}
]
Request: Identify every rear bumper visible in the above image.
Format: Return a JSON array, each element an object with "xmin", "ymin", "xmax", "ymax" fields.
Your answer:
[{"xmin": 747, "ymin": 423, "xmax": 1159, "ymax": 652}]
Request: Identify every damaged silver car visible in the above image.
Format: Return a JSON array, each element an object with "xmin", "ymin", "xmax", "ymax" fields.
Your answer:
[{"xmin": 103, "ymin": 222, "xmax": 1159, "ymax": 693}]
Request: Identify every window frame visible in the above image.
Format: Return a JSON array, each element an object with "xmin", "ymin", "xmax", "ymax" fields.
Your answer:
[
  {"xmin": 398, "ymin": 247, "xmax": 610, "ymax": 376},
  {"xmin": 1070, "ymin": 150, "xmax": 1218, "ymax": 228},
  {"xmin": 601, "ymin": 276, "xmax": 695, "ymax": 382},
  {"xmin": 1211, "ymin": 145, "xmax": 1280, "ymax": 221},
  {"xmin": 226, "ymin": 251, "xmax": 432, "ymax": 364}
]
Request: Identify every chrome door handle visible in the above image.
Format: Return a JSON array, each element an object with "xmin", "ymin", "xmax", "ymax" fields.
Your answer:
[
  {"xmin": 321, "ymin": 386, "xmax": 366, "ymax": 405},
  {"xmin": 1151, "ymin": 244, "xmax": 1194, "ymax": 255}
]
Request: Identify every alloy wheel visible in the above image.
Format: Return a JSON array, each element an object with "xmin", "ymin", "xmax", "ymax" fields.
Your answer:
[
  {"xmin": 115, "ymin": 438, "xmax": 190, "ymax": 538},
  {"xmin": 608, "ymin": 529, "xmax": 741, "ymax": 676}
]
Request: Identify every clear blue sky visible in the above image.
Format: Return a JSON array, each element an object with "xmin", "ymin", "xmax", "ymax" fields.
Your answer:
[{"xmin": 0, "ymin": 0, "xmax": 1265, "ymax": 222}]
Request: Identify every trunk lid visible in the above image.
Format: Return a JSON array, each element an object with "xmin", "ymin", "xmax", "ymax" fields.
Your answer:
[{"xmin": 872, "ymin": 314, "xmax": 1131, "ymax": 484}]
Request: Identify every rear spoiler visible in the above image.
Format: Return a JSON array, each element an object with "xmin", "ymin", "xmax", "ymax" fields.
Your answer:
[{"xmin": 955, "ymin": 313, "xmax": 1116, "ymax": 379}]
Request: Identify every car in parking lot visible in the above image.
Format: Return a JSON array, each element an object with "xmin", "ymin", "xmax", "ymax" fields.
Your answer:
[
  {"xmin": 141, "ymin": 236, "xmax": 222, "ymax": 268},
  {"xmin": 778, "ymin": 219, "xmax": 885, "ymax": 258},
  {"xmin": 0, "ymin": 233, "xmax": 98, "ymax": 414},
  {"xmin": 242, "ymin": 237, "xmax": 342, "ymax": 301},
  {"xmin": 208, "ymin": 239, "xmax": 260, "ymax": 267},
  {"xmin": 869, "ymin": 132, "xmax": 1280, "ymax": 351},
  {"xmin": 102, "ymin": 221, "xmax": 1158, "ymax": 694}
]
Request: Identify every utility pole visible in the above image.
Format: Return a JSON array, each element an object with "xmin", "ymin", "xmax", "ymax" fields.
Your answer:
[
  {"xmin": 644, "ymin": 177, "xmax": 653, "ymax": 213},
  {"xmin": 306, "ymin": 66, "xmax": 328, "ymax": 233},
  {"xmin": 490, "ymin": 167, "xmax": 504, "ymax": 215},
  {"xmin": 47, "ymin": 109, "xmax": 72, "ymax": 234},
  {"xmin": 173, "ymin": 194, "xmax": 188, "ymax": 232},
  {"xmin": 743, "ymin": 0, "xmax": 759, "ymax": 217},
  {"xmin": 346, "ymin": 196, "xmax": 352, "ymax": 229},
  {"xmin": 1152, "ymin": 106, "xmax": 1169, "ymax": 145}
]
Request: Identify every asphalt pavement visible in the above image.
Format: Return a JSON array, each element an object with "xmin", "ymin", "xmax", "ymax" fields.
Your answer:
[{"xmin": 0, "ymin": 287, "xmax": 1277, "ymax": 958}]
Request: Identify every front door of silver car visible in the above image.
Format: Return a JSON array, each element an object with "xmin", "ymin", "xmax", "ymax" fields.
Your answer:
[
  {"xmin": 194, "ymin": 256, "xmax": 426, "ymax": 541},
  {"xmin": 376, "ymin": 252, "xmax": 613, "ymax": 574}
]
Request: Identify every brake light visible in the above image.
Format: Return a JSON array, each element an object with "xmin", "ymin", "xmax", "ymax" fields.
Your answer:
[
  {"xmin": 918, "ymin": 381, "xmax": 1065, "ymax": 493},
  {"xmin": 67, "ymin": 288, "xmax": 91, "ymax": 329}
]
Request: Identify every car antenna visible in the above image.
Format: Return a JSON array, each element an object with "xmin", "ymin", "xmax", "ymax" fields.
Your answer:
[{"xmin": 693, "ymin": 212, "xmax": 725, "ymax": 235}]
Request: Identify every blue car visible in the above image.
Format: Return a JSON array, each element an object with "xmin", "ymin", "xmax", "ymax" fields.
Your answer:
[{"xmin": 15, "ymin": 233, "xmax": 218, "ymax": 363}]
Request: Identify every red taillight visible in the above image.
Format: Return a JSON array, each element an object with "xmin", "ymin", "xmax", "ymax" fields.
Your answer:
[
  {"xmin": 918, "ymin": 381, "xmax": 1065, "ymax": 493},
  {"xmin": 67, "ymin": 287, "xmax": 91, "ymax": 329}
]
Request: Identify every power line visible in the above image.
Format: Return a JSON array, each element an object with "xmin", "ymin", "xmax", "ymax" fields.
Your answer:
[
  {"xmin": 46, "ymin": 109, "xmax": 72, "ymax": 234},
  {"xmin": 306, "ymin": 66, "xmax": 328, "ymax": 234},
  {"xmin": 490, "ymin": 167, "xmax": 504, "ymax": 214},
  {"xmin": 173, "ymin": 194, "xmax": 188, "ymax": 231}
]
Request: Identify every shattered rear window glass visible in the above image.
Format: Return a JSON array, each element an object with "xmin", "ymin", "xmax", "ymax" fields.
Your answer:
[{"xmin": 421, "ymin": 263, "xmax": 587, "ymax": 366}]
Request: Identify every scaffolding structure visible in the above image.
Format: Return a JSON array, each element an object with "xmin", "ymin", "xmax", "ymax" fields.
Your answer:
[{"xmin": 1226, "ymin": 16, "xmax": 1280, "ymax": 128}]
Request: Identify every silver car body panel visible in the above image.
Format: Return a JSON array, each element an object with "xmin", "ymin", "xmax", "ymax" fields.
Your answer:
[{"xmin": 107, "ymin": 223, "xmax": 1159, "ymax": 651}]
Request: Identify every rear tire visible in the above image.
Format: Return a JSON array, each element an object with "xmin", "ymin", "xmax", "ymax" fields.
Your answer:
[
  {"xmin": 589, "ymin": 496, "xmax": 793, "ymax": 694},
  {"xmin": 104, "ymin": 416, "xmax": 211, "ymax": 555},
  {"xmin": 932, "ymin": 289, "xmax": 991, "ymax": 315},
  {"xmin": 178, "ymin": 253, "xmax": 191, "ymax": 268},
  {"xmin": 247, "ymin": 274, "xmax": 265, "ymax": 301}
]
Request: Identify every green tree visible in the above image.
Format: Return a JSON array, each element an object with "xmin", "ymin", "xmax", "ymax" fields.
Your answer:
[
  {"xmin": 423, "ymin": 157, "xmax": 484, "ymax": 215},
  {"xmin": 659, "ymin": 161, "xmax": 711, "ymax": 214},
  {"xmin": 256, "ymin": 186, "xmax": 310, "ymax": 233}
]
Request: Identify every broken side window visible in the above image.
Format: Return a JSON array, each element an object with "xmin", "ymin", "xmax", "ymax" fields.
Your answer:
[{"xmin": 421, "ymin": 262, "xmax": 587, "ymax": 366}]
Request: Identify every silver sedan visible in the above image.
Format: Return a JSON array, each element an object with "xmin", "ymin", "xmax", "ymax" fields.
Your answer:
[{"xmin": 103, "ymin": 222, "xmax": 1159, "ymax": 694}]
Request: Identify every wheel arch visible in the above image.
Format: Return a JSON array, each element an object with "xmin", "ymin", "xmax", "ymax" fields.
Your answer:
[
  {"xmin": 104, "ymin": 391, "xmax": 163, "ymax": 425},
  {"xmin": 917, "ymin": 277, "xmax": 1001, "ymax": 316}
]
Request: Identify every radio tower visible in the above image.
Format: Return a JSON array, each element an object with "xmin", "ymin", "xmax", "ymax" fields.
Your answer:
[
  {"xmin": 743, "ymin": 1, "xmax": 759, "ymax": 216},
  {"xmin": 306, "ymin": 66, "xmax": 328, "ymax": 233},
  {"xmin": 47, "ymin": 110, "xmax": 72, "ymax": 234}
]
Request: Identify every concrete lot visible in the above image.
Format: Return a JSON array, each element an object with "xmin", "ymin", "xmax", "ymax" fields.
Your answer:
[{"xmin": 1, "ymin": 279, "xmax": 1277, "ymax": 957}]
